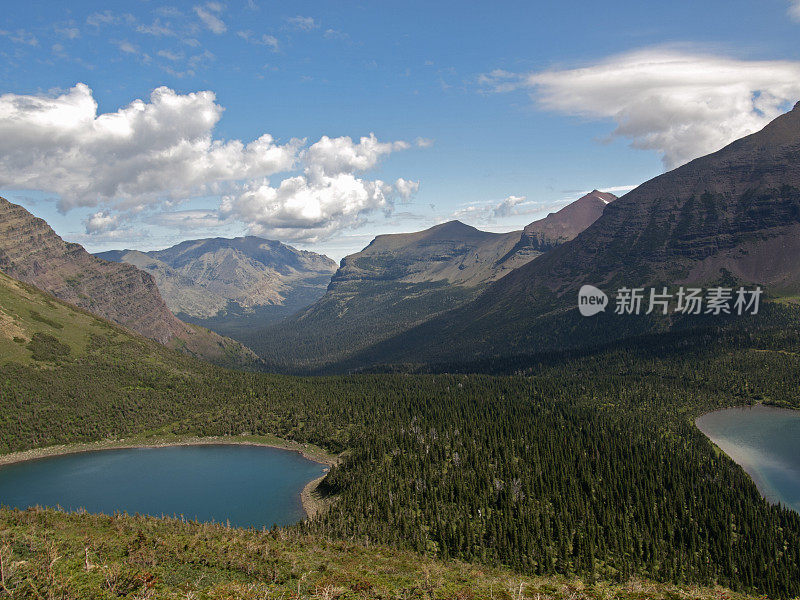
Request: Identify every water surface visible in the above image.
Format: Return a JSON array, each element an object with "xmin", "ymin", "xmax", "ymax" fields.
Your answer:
[
  {"xmin": 0, "ymin": 444, "xmax": 326, "ymax": 527},
  {"xmin": 696, "ymin": 405, "xmax": 800, "ymax": 512}
]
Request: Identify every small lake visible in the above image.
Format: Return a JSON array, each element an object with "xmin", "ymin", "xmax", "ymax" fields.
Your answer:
[
  {"xmin": 696, "ymin": 405, "xmax": 800, "ymax": 513},
  {"xmin": 0, "ymin": 444, "xmax": 327, "ymax": 528}
]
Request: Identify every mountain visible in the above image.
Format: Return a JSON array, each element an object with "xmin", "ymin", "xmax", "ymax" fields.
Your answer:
[
  {"xmin": 516, "ymin": 189, "xmax": 617, "ymax": 253},
  {"xmin": 343, "ymin": 101, "xmax": 800, "ymax": 369},
  {"xmin": 246, "ymin": 193, "xmax": 614, "ymax": 370},
  {"xmin": 96, "ymin": 237, "xmax": 337, "ymax": 339},
  {"xmin": 0, "ymin": 197, "xmax": 260, "ymax": 369}
]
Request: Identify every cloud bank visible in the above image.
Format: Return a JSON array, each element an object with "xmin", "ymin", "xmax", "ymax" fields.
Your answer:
[
  {"xmin": 0, "ymin": 84, "xmax": 419, "ymax": 241},
  {"xmin": 480, "ymin": 49, "xmax": 800, "ymax": 168}
]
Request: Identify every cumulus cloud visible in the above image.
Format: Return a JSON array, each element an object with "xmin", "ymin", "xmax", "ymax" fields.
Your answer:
[
  {"xmin": 0, "ymin": 84, "xmax": 422, "ymax": 242},
  {"xmin": 194, "ymin": 4, "xmax": 227, "ymax": 34},
  {"xmin": 303, "ymin": 134, "xmax": 409, "ymax": 175},
  {"xmin": 0, "ymin": 84, "xmax": 301, "ymax": 211},
  {"xmin": 491, "ymin": 195, "xmax": 526, "ymax": 218},
  {"xmin": 480, "ymin": 49, "xmax": 800, "ymax": 169},
  {"xmin": 84, "ymin": 211, "xmax": 121, "ymax": 234},
  {"xmin": 220, "ymin": 134, "xmax": 419, "ymax": 241},
  {"xmin": 790, "ymin": 1, "xmax": 800, "ymax": 20},
  {"xmin": 394, "ymin": 178, "xmax": 420, "ymax": 200}
]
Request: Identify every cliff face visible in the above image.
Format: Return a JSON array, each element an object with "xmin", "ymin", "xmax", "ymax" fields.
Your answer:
[
  {"xmin": 0, "ymin": 198, "xmax": 261, "ymax": 368},
  {"xmin": 0, "ymin": 198, "xmax": 183, "ymax": 344}
]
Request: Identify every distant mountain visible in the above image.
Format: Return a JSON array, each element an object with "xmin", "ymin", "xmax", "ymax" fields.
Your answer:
[
  {"xmin": 343, "ymin": 101, "xmax": 800, "ymax": 369},
  {"xmin": 96, "ymin": 237, "xmax": 336, "ymax": 339},
  {"xmin": 517, "ymin": 189, "xmax": 617, "ymax": 253},
  {"xmin": 0, "ymin": 198, "xmax": 261, "ymax": 369},
  {"xmin": 247, "ymin": 193, "xmax": 614, "ymax": 370}
]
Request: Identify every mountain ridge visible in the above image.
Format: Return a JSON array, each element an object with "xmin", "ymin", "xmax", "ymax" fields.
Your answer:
[
  {"xmin": 332, "ymin": 101, "xmax": 800, "ymax": 369},
  {"xmin": 246, "ymin": 190, "xmax": 616, "ymax": 370},
  {"xmin": 0, "ymin": 197, "xmax": 260, "ymax": 369},
  {"xmin": 96, "ymin": 236, "xmax": 337, "ymax": 337}
]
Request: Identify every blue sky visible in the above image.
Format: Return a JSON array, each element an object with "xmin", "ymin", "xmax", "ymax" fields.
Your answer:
[{"xmin": 2, "ymin": 1, "xmax": 800, "ymax": 259}]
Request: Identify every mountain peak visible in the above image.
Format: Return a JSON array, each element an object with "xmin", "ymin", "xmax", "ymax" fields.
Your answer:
[{"xmin": 517, "ymin": 189, "xmax": 617, "ymax": 253}]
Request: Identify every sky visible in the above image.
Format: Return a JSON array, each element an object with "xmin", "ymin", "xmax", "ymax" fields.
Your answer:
[{"xmin": 2, "ymin": 1, "xmax": 800, "ymax": 260}]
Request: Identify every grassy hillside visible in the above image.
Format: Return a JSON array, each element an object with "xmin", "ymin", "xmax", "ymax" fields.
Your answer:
[
  {"xmin": 2, "ymin": 271, "xmax": 800, "ymax": 597},
  {"xmin": 0, "ymin": 507, "xmax": 769, "ymax": 600}
]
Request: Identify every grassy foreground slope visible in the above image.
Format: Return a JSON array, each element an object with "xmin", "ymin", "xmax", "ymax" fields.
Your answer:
[
  {"xmin": 2, "ymin": 272, "xmax": 800, "ymax": 598},
  {"xmin": 0, "ymin": 508, "xmax": 766, "ymax": 600}
]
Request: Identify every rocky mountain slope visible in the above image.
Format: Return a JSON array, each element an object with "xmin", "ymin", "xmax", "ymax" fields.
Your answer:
[
  {"xmin": 247, "ymin": 193, "xmax": 614, "ymax": 370},
  {"xmin": 517, "ymin": 189, "xmax": 616, "ymax": 253},
  {"xmin": 97, "ymin": 237, "xmax": 336, "ymax": 338},
  {"xmin": 0, "ymin": 197, "xmax": 260, "ymax": 369},
  {"xmin": 345, "ymin": 101, "xmax": 800, "ymax": 369}
]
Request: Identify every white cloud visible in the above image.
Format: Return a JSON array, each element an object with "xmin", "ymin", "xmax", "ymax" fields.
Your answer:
[
  {"xmin": 286, "ymin": 16, "xmax": 318, "ymax": 31},
  {"xmin": 221, "ymin": 174, "xmax": 397, "ymax": 242},
  {"xmin": 194, "ymin": 4, "xmax": 227, "ymax": 34},
  {"xmin": 491, "ymin": 195, "xmax": 526, "ymax": 218},
  {"xmin": 221, "ymin": 135, "xmax": 417, "ymax": 241},
  {"xmin": 303, "ymin": 134, "xmax": 409, "ymax": 176},
  {"xmin": 0, "ymin": 84, "xmax": 301, "ymax": 211},
  {"xmin": 480, "ymin": 49, "xmax": 800, "ymax": 169},
  {"xmin": 394, "ymin": 178, "xmax": 420, "ymax": 200},
  {"xmin": 415, "ymin": 137, "xmax": 434, "ymax": 148},
  {"xmin": 0, "ymin": 85, "xmax": 422, "ymax": 242},
  {"xmin": 84, "ymin": 211, "xmax": 121, "ymax": 234},
  {"xmin": 790, "ymin": 1, "xmax": 800, "ymax": 20}
]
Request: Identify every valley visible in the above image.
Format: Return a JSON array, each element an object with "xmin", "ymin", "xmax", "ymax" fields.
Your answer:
[{"xmin": 2, "ymin": 39, "xmax": 800, "ymax": 600}]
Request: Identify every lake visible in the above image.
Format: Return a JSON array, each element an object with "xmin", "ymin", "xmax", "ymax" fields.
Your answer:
[
  {"xmin": 696, "ymin": 404, "xmax": 800, "ymax": 513},
  {"xmin": 0, "ymin": 444, "xmax": 327, "ymax": 528}
]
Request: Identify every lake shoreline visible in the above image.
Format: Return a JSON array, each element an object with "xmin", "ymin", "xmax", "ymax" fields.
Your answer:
[
  {"xmin": 0, "ymin": 434, "xmax": 339, "ymax": 520},
  {"xmin": 695, "ymin": 403, "xmax": 800, "ymax": 513}
]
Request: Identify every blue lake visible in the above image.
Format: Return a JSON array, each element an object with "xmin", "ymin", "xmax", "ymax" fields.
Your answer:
[
  {"xmin": 0, "ymin": 444, "xmax": 327, "ymax": 528},
  {"xmin": 696, "ymin": 405, "xmax": 800, "ymax": 513}
]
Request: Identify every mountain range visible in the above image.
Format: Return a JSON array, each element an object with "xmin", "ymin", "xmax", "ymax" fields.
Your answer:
[
  {"xmin": 6, "ymin": 102, "xmax": 800, "ymax": 375},
  {"xmin": 0, "ymin": 198, "xmax": 260, "ymax": 369},
  {"xmin": 97, "ymin": 237, "xmax": 336, "ymax": 339},
  {"xmin": 244, "ymin": 189, "xmax": 616, "ymax": 370},
  {"xmin": 334, "ymin": 101, "xmax": 800, "ymax": 369}
]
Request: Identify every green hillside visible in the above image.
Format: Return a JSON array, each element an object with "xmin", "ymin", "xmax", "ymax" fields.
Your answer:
[
  {"xmin": 0, "ymin": 508, "xmax": 768, "ymax": 600},
  {"xmin": 2, "ymin": 271, "xmax": 800, "ymax": 598}
]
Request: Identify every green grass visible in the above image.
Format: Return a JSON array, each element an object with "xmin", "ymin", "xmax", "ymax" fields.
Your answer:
[
  {"xmin": 0, "ymin": 507, "xmax": 770, "ymax": 600},
  {"xmin": 0, "ymin": 273, "xmax": 128, "ymax": 365}
]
